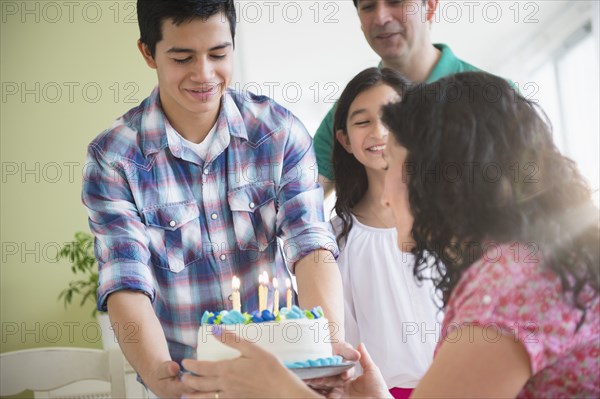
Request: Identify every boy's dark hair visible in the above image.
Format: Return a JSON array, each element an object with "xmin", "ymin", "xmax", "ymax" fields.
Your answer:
[
  {"xmin": 381, "ymin": 71, "xmax": 599, "ymax": 328},
  {"xmin": 353, "ymin": 0, "xmax": 427, "ymax": 8},
  {"xmin": 137, "ymin": 0, "xmax": 236, "ymax": 58},
  {"xmin": 332, "ymin": 67, "xmax": 410, "ymax": 244}
]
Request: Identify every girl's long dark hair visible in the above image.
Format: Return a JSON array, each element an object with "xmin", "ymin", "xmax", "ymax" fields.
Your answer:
[
  {"xmin": 333, "ymin": 68, "xmax": 410, "ymax": 244},
  {"xmin": 381, "ymin": 72, "xmax": 599, "ymax": 327}
]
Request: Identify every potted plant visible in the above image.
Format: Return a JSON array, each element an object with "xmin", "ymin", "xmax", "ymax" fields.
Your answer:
[{"xmin": 57, "ymin": 231, "xmax": 116, "ymax": 348}]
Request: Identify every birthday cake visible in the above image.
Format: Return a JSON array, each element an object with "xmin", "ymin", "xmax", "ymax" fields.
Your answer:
[{"xmin": 196, "ymin": 306, "xmax": 343, "ymax": 368}]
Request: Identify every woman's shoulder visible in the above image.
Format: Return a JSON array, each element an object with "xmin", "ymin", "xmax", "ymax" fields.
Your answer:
[
  {"xmin": 446, "ymin": 242, "xmax": 550, "ymax": 320},
  {"xmin": 461, "ymin": 242, "xmax": 543, "ymax": 285},
  {"xmin": 446, "ymin": 241, "xmax": 593, "ymax": 336},
  {"xmin": 444, "ymin": 242, "xmax": 599, "ymax": 389}
]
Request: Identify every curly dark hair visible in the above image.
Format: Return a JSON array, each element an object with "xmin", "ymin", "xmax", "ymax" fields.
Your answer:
[
  {"xmin": 332, "ymin": 68, "xmax": 410, "ymax": 244},
  {"xmin": 381, "ymin": 71, "xmax": 599, "ymax": 327}
]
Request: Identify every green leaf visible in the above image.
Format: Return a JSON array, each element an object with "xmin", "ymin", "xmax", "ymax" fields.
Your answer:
[{"xmin": 57, "ymin": 232, "xmax": 99, "ymax": 314}]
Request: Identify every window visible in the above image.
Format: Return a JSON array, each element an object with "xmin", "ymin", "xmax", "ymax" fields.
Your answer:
[{"xmin": 530, "ymin": 22, "xmax": 599, "ymax": 203}]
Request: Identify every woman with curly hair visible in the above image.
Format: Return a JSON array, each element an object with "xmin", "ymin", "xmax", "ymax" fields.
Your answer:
[
  {"xmin": 371, "ymin": 71, "xmax": 600, "ymax": 398},
  {"xmin": 181, "ymin": 72, "xmax": 599, "ymax": 398}
]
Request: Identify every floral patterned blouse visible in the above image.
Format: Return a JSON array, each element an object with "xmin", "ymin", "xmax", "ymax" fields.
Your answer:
[{"xmin": 438, "ymin": 243, "xmax": 599, "ymax": 397}]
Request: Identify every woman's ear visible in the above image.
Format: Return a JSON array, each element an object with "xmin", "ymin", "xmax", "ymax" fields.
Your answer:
[
  {"xmin": 336, "ymin": 129, "xmax": 353, "ymax": 154},
  {"xmin": 138, "ymin": 40, "xmax": 157, "ymax": 69}
]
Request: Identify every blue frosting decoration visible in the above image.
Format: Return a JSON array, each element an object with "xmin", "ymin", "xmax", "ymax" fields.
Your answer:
[
  {"xmin": 279, "ymin": 305, "xmax": 304, "ymax": 319},
  {"xmin": 284, "ymin": 355, "xmax": 344, "ymax": 369},
  {"xmin": 250, "ymin": 310, "xmax": 263, "ymax": 323},
  {"xmin": 202, "ymin": 305, "xmax": 325, "ymax": 325},
  {"xmin": 200, "ymin": 311, "xmax": 213, "ymax": 325},
  {"xmin": 261, "ymin": 309, "xmax": 276, "ymax": 321},
  {"xmin": 220, "ymin": 310, "xmax": 246, "ymax": 324}
]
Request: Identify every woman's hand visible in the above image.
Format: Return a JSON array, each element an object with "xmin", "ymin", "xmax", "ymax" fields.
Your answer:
[
  {"xmin": 180, "ymin": 328, "xmax": 321, "ymax": 398},
  {"xmin": 341, "ymin": 343, "xmax": 392, "ymax": 399}
]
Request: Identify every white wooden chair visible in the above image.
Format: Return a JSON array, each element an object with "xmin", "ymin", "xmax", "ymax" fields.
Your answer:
[{"xmin": 0, "ymin": 347, "xmax": 127, "ymax": 398}]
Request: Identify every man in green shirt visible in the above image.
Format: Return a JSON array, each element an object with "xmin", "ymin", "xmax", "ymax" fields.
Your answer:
[{"xmin": 314, "ymin": 0, "xmax": 480, "ymax": 197}]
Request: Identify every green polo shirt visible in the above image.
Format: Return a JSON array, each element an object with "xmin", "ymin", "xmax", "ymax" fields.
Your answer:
[{"xmin": 314, "ymin": 43, "xmax": 480, "ymax": 180}]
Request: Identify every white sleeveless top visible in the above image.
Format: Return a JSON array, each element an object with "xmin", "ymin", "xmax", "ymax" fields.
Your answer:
[{"xmin": 332, "ymin": 214, "xmax": 442, "ymax": 388}]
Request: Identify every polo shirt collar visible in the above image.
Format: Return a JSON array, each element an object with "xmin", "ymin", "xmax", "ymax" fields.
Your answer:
[
  {"xmin": 426, "ymin": 43, "xmax": 459, "ymax": 83},
  {"xmin": 376, "ymin": 43, "xmax": 459, "ymax": 83}
]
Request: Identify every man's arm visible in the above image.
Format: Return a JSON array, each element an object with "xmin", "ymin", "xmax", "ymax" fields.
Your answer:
[{"xmin": 107, "ymin": 291, "xmax": 192, "ymax": 398}]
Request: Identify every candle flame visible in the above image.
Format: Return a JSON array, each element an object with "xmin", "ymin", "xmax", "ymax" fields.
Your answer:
[
  {"xmin": 232, "ymin": 276, "xmax": 240, "ymax": 290},
  {"xmin": 285, "ymin": 278, "xmax": 291, "ymax": 289},
  {"xmin": 259, "ymin": 271, "xmax": 269, "ymax": 285},
  {"xmin": 272, "ymin": 278, "xmax": 278, "ymax": 289}
]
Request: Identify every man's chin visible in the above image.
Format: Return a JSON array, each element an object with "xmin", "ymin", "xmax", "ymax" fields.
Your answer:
[{"xmin": 379, "ymin": 49, "xmax": 407, "ymax": 64}]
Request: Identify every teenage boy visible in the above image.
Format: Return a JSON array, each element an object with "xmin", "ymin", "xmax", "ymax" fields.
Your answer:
[
  {"xmin": 82, "ymin": 1, "xmax": 350, "ymax": 397},
  {"xmin": 315, "ymin": 0, "xmax": 481, "ymax": 197}
]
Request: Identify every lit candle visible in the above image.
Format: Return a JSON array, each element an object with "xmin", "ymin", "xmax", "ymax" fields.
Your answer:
[
  {"xmin": 232, "ymin": 276, "xmax": 241, "ymax": 312},
  {"xmin": 285, "ymin": 278, "xmax": 292, "ymax": 309},
  {"xmin": 272, "ymin": 278, "xmax": 279, "ymax": 314},
  {"xmin": 258, "ymin": 272, "xmax": 267, "ymax": 312},
  {"xmin": 262, "ymin": 271, "xmax": 269, "ymax": 312}
]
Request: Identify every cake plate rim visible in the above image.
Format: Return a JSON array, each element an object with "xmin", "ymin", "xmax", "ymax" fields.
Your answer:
[{"xmin": 288, "ymin": 361, "xmax": 356, "ymax": 380}]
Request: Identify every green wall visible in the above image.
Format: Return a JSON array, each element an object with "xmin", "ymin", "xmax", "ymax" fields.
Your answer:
[{"xmin": 1, "ymin": 0, "xmax": 155, "ymax": 358}]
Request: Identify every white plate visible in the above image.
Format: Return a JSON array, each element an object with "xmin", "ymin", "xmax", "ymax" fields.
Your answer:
[{"xmin": 289, "ymin": 362, "xmax": 356, "ymax": 380}]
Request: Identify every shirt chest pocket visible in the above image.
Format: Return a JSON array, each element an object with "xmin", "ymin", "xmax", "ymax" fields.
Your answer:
[
  {"xmin": 228, "ymin": 182, "xmax": 277, "ymax": 252},
  {"xmin": 142, "ymin": 202, "xmax": 202, "ymax": 273}
]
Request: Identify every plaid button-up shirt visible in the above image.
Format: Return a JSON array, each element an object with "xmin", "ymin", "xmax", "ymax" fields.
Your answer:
[{"xmin": 82, "ymin": 87, "xmax": 338, "ymax": 362}]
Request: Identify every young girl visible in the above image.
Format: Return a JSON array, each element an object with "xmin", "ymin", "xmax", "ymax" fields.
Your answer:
[{"xmin": 330, "ymin": 67, "xmax": 440, "ymax": 399}]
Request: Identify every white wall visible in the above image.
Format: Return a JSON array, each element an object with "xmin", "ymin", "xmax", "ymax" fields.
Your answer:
[
  {"xmin": 233, "ymin": 1, "xmax": 595, "ymax": 130},
  {"xmin": 232, "ymin": 1, "xmax": 376, "ymax": 133},
  {"xmin": 233, "ymin": 0, "xmax": 599, "ymax": 199}
]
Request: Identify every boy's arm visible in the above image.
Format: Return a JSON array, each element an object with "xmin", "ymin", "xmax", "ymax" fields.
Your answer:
[
  {"xmin": 294, "ymin": 250, "xmax": 344, "ymax": 341},
  {"xmin": 276, "ymin": 114, "xmax": 341, "ymax": 322},
  {"xmin": 82, "ymin": 145, "xmax": 190, "ymax": 396},
  {"xmin": 107, "ymin": 291, "xmax": 193, "ymax": 398},
  {"xmin": 295, "ymin": 250, "xmax": 361, "ymax": 391},
  {"xmin": 276, "ymin": 114, "xmax": 356, "ymax": 364}
]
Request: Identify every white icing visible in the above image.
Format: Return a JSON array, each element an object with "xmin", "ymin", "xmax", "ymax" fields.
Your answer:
[{"xmin": 196, "ymin": 318, "xmax": 334, "ymax": 363}]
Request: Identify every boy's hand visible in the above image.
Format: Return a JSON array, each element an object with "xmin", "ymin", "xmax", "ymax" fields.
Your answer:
[
  {"xmin": 304, "ymin": 341, "xmax": 360, "ymax": 396},
  {"xmin": 146, "ymin": 360, "xmax": 196, "ymax": 399}
]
